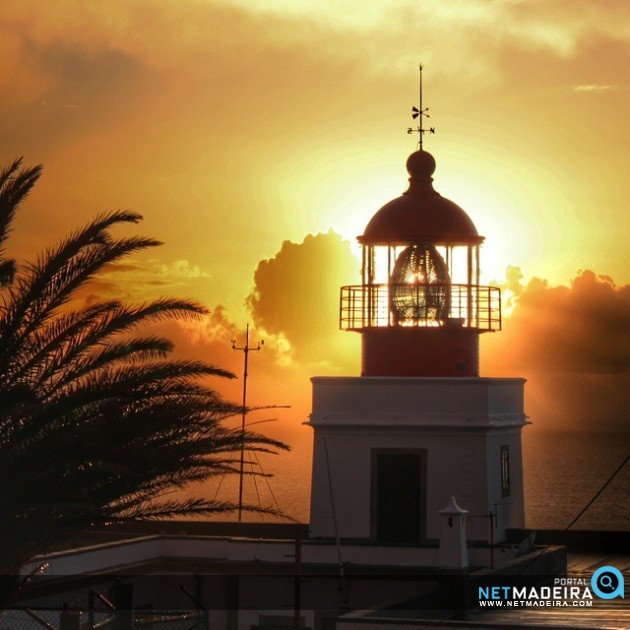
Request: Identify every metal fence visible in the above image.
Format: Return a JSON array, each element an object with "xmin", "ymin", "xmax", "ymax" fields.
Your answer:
[{"xmin": 340, "ymin": 283, "xmax": 501, "ymax": 331}]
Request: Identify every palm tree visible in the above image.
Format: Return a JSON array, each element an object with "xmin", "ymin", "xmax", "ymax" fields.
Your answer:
[{"xmin": 0, "ymin": 159, "xmax": 288, "ymax": 586}]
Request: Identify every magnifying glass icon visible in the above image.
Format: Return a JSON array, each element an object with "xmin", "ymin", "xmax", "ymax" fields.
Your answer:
[{"xmin": 599, "ymin": 575, "xmax": 613, "ymax": 589}]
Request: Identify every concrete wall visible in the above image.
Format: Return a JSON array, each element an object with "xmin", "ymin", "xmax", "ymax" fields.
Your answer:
[
  {"xmin": 310, "ymin": 377, "xmax": 525, "ymax": 426},
  {"xmin": 308, "ymin": 377, "xmax": 527, "ymax": 543},
  {"xmin": 24, "ymin": 535, "xmax": 445, "ymax": 577}
]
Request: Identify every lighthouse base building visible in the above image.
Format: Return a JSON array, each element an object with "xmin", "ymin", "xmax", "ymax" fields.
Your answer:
[{"xmin": 309, "ymin": 376, "xmax": 527, "ymax": 545}]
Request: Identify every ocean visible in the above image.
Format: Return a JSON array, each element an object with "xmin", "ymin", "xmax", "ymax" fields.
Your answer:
[{"xmin": 522, "ymin": 431, "xmax": 629, "ymax": 531}]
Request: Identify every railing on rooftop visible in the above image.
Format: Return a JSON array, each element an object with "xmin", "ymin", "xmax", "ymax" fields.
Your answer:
[{"xmin": 340, "ymin": 283, "xmax": 501, "ymax": 332}]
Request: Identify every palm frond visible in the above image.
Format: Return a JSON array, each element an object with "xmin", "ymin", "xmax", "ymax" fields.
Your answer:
[
  {"xmin": 0, "ymin": 212, "xmax": 153, "ymax": 354},
  {"xmin": 0, "ymin": 159, "xmax": 42, "ymax": 256},
  {"xmin": 10, "ymin": 235, "xmax": 160, "ymax": 338},
  {"xmin": 110, "ymin": 497, "xmax": 286, "ymax": 521},
  {"xmin": 52, "ymin": 336, "xmax": 175, "ymax": 386},
  {"xmin": 3, "ymin": 301, "xmax": 122, "ymax": 385},
  {"xmin": 0, "ymin": 259, "xmax": 16, "ymax": 288},
  {"xmin": 3, "ymin": 298, "xmax": 207, "ymax": 390}
]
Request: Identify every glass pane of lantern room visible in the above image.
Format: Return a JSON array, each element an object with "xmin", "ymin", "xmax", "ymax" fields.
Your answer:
[
  {"xmin": 449, "ymin": 246, "xmax": 469, "ymax": 285},
  {"xmin": 372, "ymin": 246, "xmax": 390, "ymax": 284}
]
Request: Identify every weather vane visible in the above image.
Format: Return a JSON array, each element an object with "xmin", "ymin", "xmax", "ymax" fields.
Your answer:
[{"xmin": 407, "ymin": 64, "xmax": 435, "ymax": 149}]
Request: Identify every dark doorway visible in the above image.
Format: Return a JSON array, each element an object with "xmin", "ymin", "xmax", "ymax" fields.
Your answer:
[{"xmin": 372, "ymin": 450, "xmax": 426, "ymax": 544}]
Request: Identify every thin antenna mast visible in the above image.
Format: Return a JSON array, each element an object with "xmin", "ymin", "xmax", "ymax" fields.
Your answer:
[
  {"xmin": 419, "ymin": 63, "xmax": 424, "ymax": 149},
  {"xmin": 231, "ymin": 323, "xmax": 264, "ymax": 522},
  {"xmin": 407, "ymin": 63, "xmax": 435, "ymax": 148}
]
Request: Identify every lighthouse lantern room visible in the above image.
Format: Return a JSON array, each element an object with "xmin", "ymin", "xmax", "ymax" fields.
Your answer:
[
  {"xmin": 341, "ymin": 148, "xmax": 501, "ymax": 378},
  {"xmin": 308, "ymin": 71, "xmax": 528, "ymax": 550}
]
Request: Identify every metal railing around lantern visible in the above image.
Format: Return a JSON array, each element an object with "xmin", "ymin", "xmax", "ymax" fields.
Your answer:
[{"xmin": 340, "ymin": 283, "xmax": 501, "ymax": 331}]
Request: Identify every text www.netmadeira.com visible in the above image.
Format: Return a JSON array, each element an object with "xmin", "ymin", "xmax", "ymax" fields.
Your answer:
[
  {"xmin": 478, "ymin": 585, "xmax": 594, "ymax": 608},
  {"xmin": 480, "ymin": 599, "xmax": 593, "ymax": 607}
]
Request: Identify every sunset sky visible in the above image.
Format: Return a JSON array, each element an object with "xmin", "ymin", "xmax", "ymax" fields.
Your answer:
[{"xmin": 1, "ymin": 1, "xmax": 629, "ymax": 515}]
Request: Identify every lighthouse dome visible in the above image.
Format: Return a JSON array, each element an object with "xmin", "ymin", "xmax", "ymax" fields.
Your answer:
[{"xmin": 359, "ymin": 150, "xmax": 483, "ymax": 246}]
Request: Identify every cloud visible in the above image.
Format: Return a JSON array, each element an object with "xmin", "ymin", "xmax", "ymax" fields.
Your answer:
[
  {"xmin": 246, "ymin": 231, "xmax": 360, "ymax": 370},
  {"xmin": 209, "ymin": 0, "xmax": 630, "ymax": 70},
  {"xmin": 573, "ymin": 84, "xmax": 617, "ymax": 92},
  {"xmin": 157, "ymin": 259, "xmax": 212, "ymax": 279},
  {"xmin": 483, "ymin": 269, "xmax": 630, "ymax": 432},
  {"xmin": 3, "ymin": 1, "xmax": 629, "ymax": 107},
  {"xmin": 490, "ymin": 269, "xmax": 630, "ymax": 375},
  {"xmin": 75, "ymin": 257, "xmax": 213, "ymax": 305}
]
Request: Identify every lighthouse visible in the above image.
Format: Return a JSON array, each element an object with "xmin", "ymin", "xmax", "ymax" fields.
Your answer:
[{"xmin": 308, "ymin": 82, "xmax": 527, "ymax": 547}]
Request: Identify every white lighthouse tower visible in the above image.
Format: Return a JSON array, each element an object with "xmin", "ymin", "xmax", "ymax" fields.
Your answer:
[{"xmin": 308, "ymin": 107, "xmax": 527, "ymax": 546}]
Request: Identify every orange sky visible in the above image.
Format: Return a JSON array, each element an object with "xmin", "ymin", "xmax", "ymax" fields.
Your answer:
[{"xmin": 1, "ymin": 2, "xmax": 629, "ymax": 514}]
